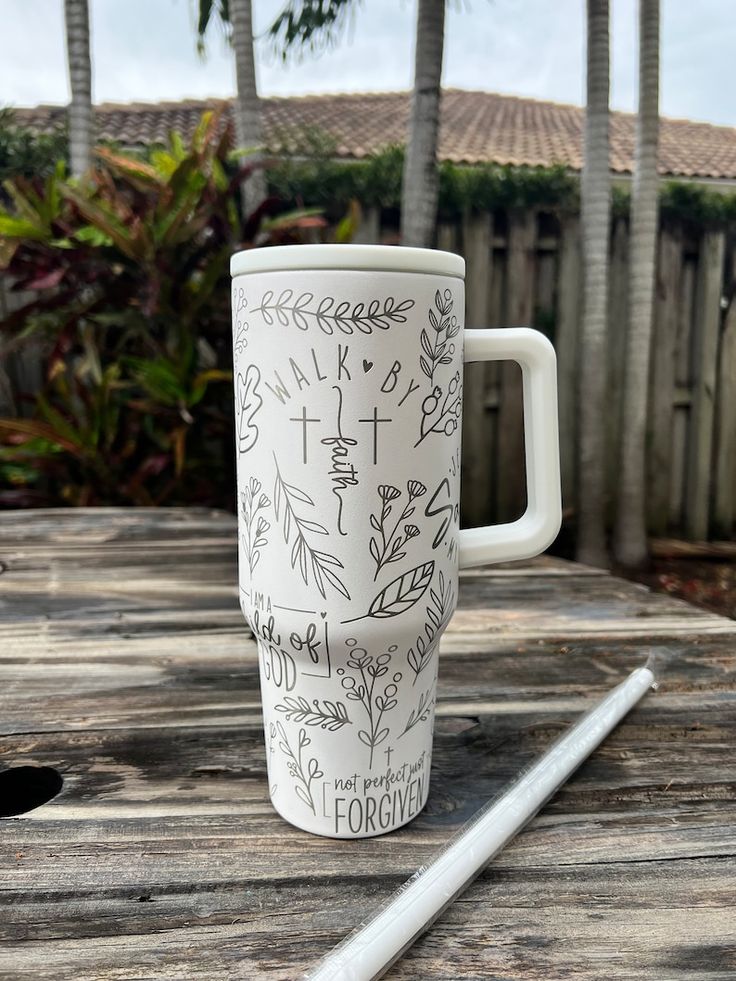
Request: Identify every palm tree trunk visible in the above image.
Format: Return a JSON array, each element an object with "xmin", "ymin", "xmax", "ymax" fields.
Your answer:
[
  {"xmin": 230, "ymin": 0, "xmax": 267, "ymax": 216},
  {"xmin": 400, "ymin": 0, "xmax": 445, "ymax": 248},
  {"xmin": 576, "ymin": 0, "xmax": 612, "ymax": 568},
  {"xmin": 613, "ymin": 0, "xmax": 660, "ymax": 568},
  {"xmin": 63, "ymin": 0, "xmax": 92, "ymax": 177}
]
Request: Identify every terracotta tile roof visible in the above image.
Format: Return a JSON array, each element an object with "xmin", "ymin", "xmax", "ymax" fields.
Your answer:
[{"xmin": 14, "ymin": 89, "xmax": 736, "ymax": 181}]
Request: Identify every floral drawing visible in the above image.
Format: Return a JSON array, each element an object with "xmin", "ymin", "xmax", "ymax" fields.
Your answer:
[
  {"xmin": 406, "ymin": 570, "xmax": 455, "ymax": 683},
  {"xmin": 416, "ymin": 289, "xmax": 463, "ymax": 446},
  {"xmin": 251, "ymin": 290, "xmax": 415, "ymax": 335},
  {"xmin": 276, "ymin": 721, "xmax": 323, "ymax": 813},
  {"xmin": 369, "ymin": 480, "xmax": 427, "ymax": 579},
  {"xmin": 275, "ymin": 695, "xmax": 351, "ymax": 731},
  {"xmin": 240, "ymin": 476, "xmax": 270, "ymax": 576},
  {"xmin": 273, "ymin": 454, "xmax": 350, "ymax": 600},
  {"xmin": 339, "ymin": 640, "xmax": 402, "ymax": 767}
]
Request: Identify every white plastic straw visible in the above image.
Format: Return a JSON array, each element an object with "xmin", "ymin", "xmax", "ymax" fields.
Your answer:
[{"xmin": 303, "ymin": 664, "xmax": 657, "ymax": 981}]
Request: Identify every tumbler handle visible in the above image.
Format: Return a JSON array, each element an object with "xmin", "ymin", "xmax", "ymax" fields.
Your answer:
[{"xmin": 459, "ymin": 328, "xmax": 562, "ymax": 568}]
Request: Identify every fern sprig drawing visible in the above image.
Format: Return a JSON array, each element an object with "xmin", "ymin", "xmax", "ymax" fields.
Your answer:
[
  {"xmin": 406, "ymin": 570, "xmax": 455, "ymax": 683},
  {"xmin": 252, "ymin": 290, "xmax": 415, "ymax": 335},
  {"xmin": 416, "ymin": 289, "xmax": 463, "ymax": 446},
  {"xmin": 399, "ymin": 687, "xmax": 435, "ymax": 738},
  {"xmin": 275, "ymin": 696, "xmax": 351, "ymax": 731},
  {"xmin": 273, "ymin": 454, "xmax": 350, "ymax": 600}
]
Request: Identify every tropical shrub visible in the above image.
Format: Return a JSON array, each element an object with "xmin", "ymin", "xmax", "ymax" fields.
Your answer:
[
  {"xmin": 0, "ymin": 109, "xmax": 68, "ymax": 184},
  {"xmin": 0, "ymin": 109, "xmax": 322, "ymax": 507}
]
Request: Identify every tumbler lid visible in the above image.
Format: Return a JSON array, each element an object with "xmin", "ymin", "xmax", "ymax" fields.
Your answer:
[{"xmin": 230, "ymin": 244, "xmax": 465, "ymax": 279}]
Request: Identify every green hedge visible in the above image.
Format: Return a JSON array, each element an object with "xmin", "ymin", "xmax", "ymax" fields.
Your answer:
[
  {"xmin": 267, "ymin": 144, "xmax": 580, "ymax": 215},
  {"xmin": 0, "ymin": 110, "xmax": 68, "ymax": 183},
  {"xmin": 271, "ymin": 145, "xmax": 736, "ymax": 226},
  {"xmin": 3, "ymin": 114, "xmax": 736, "ymax": 227}
]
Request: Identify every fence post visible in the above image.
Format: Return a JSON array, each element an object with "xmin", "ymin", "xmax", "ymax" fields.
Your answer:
[
  {"xmin": 436, "ymin": 221, "xmax": 458, "ymax": 253},
  {"xmin": 713, "ymin": 249, "xmax": 736, "ymax": 537},
  {"xmin": 497, "ymin": 209, "xmax": 536, "ymax": 523},
  {"xmin": 555, "ymin": 214, "xmax": 581, "ymax": 511},
  {"xmin": 461, "ymin": 210, "xmax": 494, "ymax": 526},
  {"xmin": 647, "ymin": 225, "xmax": 682, "ymax": 535},
  {"xmin": 0, "ymin": 279, "xmax": 15, "ymax": 416},
  {"xmin": 685, "ymin": 229, "xmax": 726, "ymax": 540},
  {"xmin": 353, "ymin": 206, "xmax": 381, "ymax": 244}
]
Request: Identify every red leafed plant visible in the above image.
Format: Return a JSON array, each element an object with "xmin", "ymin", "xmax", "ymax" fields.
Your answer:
[{"xmin": 0, "ymin": 109, "xmax": 325, "ymax": 507}]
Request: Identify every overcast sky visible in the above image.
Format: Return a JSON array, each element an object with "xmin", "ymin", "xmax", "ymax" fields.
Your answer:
[{"xmin": 2, "ymin": 0, "xmax": 734, "ymax": 127}]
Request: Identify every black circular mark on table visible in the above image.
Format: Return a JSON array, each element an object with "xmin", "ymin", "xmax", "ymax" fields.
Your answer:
[{"xmin": 0, "ymin": 766, "xmax": 64, "ymax": 817}]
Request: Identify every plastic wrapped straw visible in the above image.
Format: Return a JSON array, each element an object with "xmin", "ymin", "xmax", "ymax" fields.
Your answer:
[{"xmin": 303, "ymin": 664, "xmax": 657, "ymax": 981}]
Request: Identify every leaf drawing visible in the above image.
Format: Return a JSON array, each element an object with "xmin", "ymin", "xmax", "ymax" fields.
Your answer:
[
  {"xmin": 275, "ymin": 696, "xmax": 351, "ymax": 731},
  {"xmin": 273, "ymin": 455, "xmax": 350, "ymax": 600},
  {"xmin": 343, "ymin": 560, "xmax": 434, "ymax": 623},
  {"xmin": 236, "ymin": 364, "xmax": 263, "ymax": 454},
  {"xmin": 252, "ymin": 290, "xmax": 415, "ymax": 335}
]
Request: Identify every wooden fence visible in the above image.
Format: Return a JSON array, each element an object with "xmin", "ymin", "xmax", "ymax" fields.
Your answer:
[
  {"xmin": 2, "ymin": 207, "xmax": 735, "ymax": 542},
  {"xmin": 356, "ymin": 206, "xmax": 736, "ymax": 542},
  {"xmin": 0, "ymin": 282, "xmax": 40, "ymax": 418}
]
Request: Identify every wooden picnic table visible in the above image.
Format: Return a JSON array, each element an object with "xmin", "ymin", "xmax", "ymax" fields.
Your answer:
[{"xmin": 1, "ymin": 508, "xmax": 734, "ymax": 980}]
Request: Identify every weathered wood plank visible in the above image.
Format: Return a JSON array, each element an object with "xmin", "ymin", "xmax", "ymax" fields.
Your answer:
[
  {"xmin": 2, "ymin": 894, "xmax": 734, "ymax": 981},
  {"xmin": 685, "ymin": 230, "xmax": 726, "ymax": 539},
  {"xmin": 2, "ymin": 701, "xmax": 734, "ymax": 832},
  {"xmin": 651, "ymin": 537, "xmax": 736, "ymax": 559},
  {"xmin": 0, "ymin": 505, "xmax": 237, "ymax": 543},
  {"xmin": 2, "ymin": 555, "xmax": 730, "ymax": 645}
]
